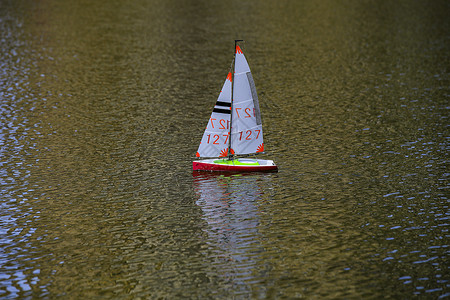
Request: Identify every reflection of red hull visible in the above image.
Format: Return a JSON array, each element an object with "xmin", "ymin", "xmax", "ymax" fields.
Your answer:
[{"xmin": 193, "ymin": 159, "xmax": 278, "ymax": 172}]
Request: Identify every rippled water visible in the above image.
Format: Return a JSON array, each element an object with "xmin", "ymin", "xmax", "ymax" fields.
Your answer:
[{"xmin": 1, "ymin": 0, "xmax": 449, "ymax": 298}]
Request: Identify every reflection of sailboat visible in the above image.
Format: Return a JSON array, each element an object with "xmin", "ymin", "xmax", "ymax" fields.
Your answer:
[
  {"xmin": 193, "ymin": 40, "xmax": 277, "ymax": 172},
  {"xmin": 193, "ymin": 173, "xmax": 270, "ymax": 293}
]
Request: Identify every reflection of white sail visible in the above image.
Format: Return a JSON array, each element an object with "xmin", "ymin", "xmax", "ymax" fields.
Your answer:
[{"xmin": 193, "ymin": 173, "xmax": 269, "ymax": 294}]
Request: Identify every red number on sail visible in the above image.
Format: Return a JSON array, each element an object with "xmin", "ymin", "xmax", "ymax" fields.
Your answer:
[
  {"xmin": 235, "ymin": 107, "xmax": 241, "ymax": 118},
  {"xmin": 246, "ymin": 130, "xmax": 252, "ymax": 140},
  {"xmin": 219, "ymin": 119, "xmax": 229, "ymax": 129},
  {"xmin": 245, "ymin": 108, "xmax": 252, "ymax": 118},
  {"xmin": 223, "ymin": 133, "xmax": 229, "ymax": 144},
  {"xmin": 210, "ymin": 118, "xmax": 216, "ymax": 128},
  {"xmin": 213, "ymin": 134, "xmax": 219, "ymax": 144},
  {"xmin": 238, "ymin": 130, "xmax": 252, "ymax": 141},
  {"xmin": 255, "ymin": 129, "xmax": 261, "ymax": 139},
  {"xmin": 206, "ymin": 134, "xmax": 220, "ymax": 144}
]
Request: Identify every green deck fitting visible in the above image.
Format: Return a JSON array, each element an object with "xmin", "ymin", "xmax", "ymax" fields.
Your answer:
[{"xmin": 213, "ymin": 159, "xmax": 260, "ymax": 166}]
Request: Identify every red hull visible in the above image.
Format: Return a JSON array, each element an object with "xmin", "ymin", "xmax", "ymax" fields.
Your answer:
[{"xmin": 193, "ymin": 161, "xmax": 278, "ymax": 172}]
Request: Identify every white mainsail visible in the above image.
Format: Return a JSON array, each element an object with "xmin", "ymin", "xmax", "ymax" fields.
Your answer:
[
  {"xmin": 196, "ymin": 72, "xmax": 233, "ymax": 158},
  {"xmin": 196, "ymin": 45, "xmax": 264, "ymax": 158},
  {"xmin": 230, "ymin": 45, "xmax": 264, "ymax": 155}
]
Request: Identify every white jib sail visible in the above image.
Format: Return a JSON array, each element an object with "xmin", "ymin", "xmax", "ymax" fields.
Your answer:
[
  {"xmin": 230, "ymin": 46, "xmax": 264, "ymax": 155},
  {"xmin": 196, "ymin": 72, "xmax": 233, "ymax": 158}
]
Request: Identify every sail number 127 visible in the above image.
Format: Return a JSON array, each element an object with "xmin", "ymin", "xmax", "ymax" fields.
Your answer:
[
  {"xmin": 205, "ymin": 129, "xmax": 260, "ymax": 145},
  {"xmin": 206, "ymin": 133, "xmax": 229, "ymax": 145},
  {"xmin": 209, "ymin": 118, "xmax": 230, "ymax": 129}
]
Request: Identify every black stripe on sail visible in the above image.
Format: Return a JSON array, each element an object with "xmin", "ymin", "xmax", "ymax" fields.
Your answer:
[
  {"xmin": 213, "ymin": 108, "xmax": 231, "ymax": 114},
  {"xmin": 216, "ymin": 101, "xmax": 231, "ymax": 107}
]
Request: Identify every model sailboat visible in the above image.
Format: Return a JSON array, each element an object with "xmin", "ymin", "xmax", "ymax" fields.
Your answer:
[{"xmin": 193, "ymin": 40, "xmax": 277, "ymax": 172}]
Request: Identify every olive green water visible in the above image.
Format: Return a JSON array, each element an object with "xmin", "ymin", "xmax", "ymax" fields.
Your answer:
[{"xmin": 1, "ymin": 0, "xmax": 448, "ymax": 298}]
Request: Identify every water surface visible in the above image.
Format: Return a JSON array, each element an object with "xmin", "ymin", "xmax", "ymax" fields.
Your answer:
[{"xmin": 0, "ymin": 0, "xmax": 448, "ymax": 298}]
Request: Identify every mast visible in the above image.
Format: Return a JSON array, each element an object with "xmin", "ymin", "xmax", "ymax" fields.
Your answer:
[{"xmin": 228, "ymin": 39, "xmax": 243, "ymax": 160}]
